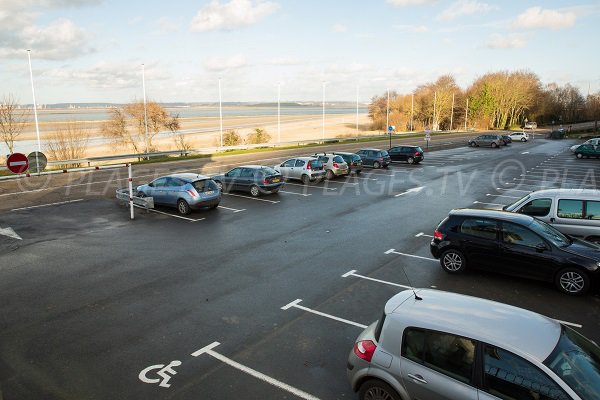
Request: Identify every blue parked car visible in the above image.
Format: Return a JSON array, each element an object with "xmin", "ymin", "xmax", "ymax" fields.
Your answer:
[
  {"xmin": 212, "ymin": 165, "xmax": 284, "ymax": 197},
  {"xmin": 136, "ymin": 173, "xmax": 221, "ymax": 215}
]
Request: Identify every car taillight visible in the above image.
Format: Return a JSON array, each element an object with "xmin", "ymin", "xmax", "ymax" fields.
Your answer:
[
  {"xmin": 186, "ymin": 189, "xmax": 198, "ymax": 197},
  {"xmin": 333, "ymin": 162, "xmax": 339, "ymax": 168},
  {"xmin": 354, "ymin": 340, "xmax": 377, "ymax": 362},
  {"xmin": 306, "ymin": 162, "xmax": 312, "ymax": 170},
  {"xmin": 415, "ymin": 152, "xmax": 421, "ymax": 156},
  {"xmin": 379, "ymin": 157, "xmax": 383, "ymax": 161},
  {"xmin": 261, "ymin": 179, "xmax": 268, "ymax": 184},
  {"xmin": 434, "ymin": 229, "xmax": 443, "ymax": 241}
]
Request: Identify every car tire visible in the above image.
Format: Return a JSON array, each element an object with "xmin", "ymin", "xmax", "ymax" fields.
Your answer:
[
  {"xmin": 177, "ymin": 199, "xmax": 191, "ymax": 215},
  {"xmin": 359, "ymin": 380, "xmax": 401, "ymax": 400},
  {"xmin": 137, "ymin": 191, "xmax": 146, "ymax": 197},
  {"xmin": 407, "ymin": 157, "xmax": 414, "ymax": 164},
  {"xmin": 440, "ymin": 249, "xmax": 467, "ymax": 274},
  {"xmin": 249, "ymin": 185, "xmax": 260, "ymax": 197},
  {"xmin": 326, "ymin": 169, "xmax": 334, "ymax": 180},
  {"xmin": 555, "ymin": 267, "xmax": 590, "ymax": 295},
  {"xmin": 521, "ymin": 138, "xmax": 527, "ymax": 142},
  {"xmin": 214, "ymin": 180, "xmax": 223, "ymax": 191},
  {"xmin": 301, "ymin": 174, "xmax": 310, "ymax": 185},
  {"xmin": 576, "ymin": 153, "xmax": 583, "ymax": 159},
  {"xmin": 210, "ymin": 203, "xmax": 219, "ymax": 209},
  {"xmin": 491, "ymin": 142, "xmax": 498, "ymax": 148},
  {"xmin": 470, "ymin": 142, "xmax": 477, "ymax": 147},
  {"xmin": 373, "ymin": 161, "xmax": 381, "ymax": 169},
  {"xmin": 355, "ymin": 170, "xmax": 361, "ymax": 175}
]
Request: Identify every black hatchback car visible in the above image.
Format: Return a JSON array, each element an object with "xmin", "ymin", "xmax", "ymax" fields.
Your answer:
[
  {"xmin": 355, "ymin": 148, "xmax": 391, "ymax": 169},
  {"xmin": 388, "ymin": 145, "xmax": 424, "ymax": 164},
  {"xmin": 212, "ymin": 165, "xmax": 284, "ymax": 197},
  {"xmin": 333, "ymin": 151, "xmax": 363, "ymax": 174},
  {"xmin": 430, "ymin": 209, "xmax": 600, "ymax": 295}
]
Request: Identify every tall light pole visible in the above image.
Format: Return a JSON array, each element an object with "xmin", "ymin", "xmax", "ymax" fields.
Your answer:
[
  {"xmin": 356, "ymin": 85, "xmax": 359, "ymax": 140},
  {"xmin": 387, "ymin": 88, "xmax": 391, "ymax": 148},
  {"xmin": 464, "ymin": 97, "xmax": 469, "ymax": 131},
  {"xmin": 450, "ymin": 93, "xmax": 455, "ymax": 131},
  {"xmin": 141, "ymin": 64, "xmax": 149, "ymax": 157},
  {"xmin": 322, "ymin": 81, "xmax": 325, "ymax": 140},
  {"xmin": 277, "ymin": 82, "xmax": 281, "ymax": 143},
  {"xmin": 411, "ymin": 93, "xmax": 414, "ymax": 132},
  {"xmin": 219, "ymin": 78, "xmax": 223, "ymax": 149},
  {"xmin": 26, "ymin": 50, "xmax": 41, "ymax": 174}
]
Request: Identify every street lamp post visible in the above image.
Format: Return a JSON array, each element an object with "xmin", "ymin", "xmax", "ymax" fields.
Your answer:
[
  {"xmin": 277, "ymin": 82, "xmax": 281, "ymax": 143},
  {"xmin": 141, "ymin": 64, "xmax": 150, "ymax": 158},
  {"xmin": 26, "ymin": 50, "xmax": 41, "ymax": 174},
  {"xmin": 322, "ymin": 81, "xmax": 325, "ymax": 141},
  {"xmin": 219, "ymin": 78, "xmax": 223, "ymax": 149},
  {"xmin": 356, "ymin": 85, "xmax": 359, "ymax": 141}
]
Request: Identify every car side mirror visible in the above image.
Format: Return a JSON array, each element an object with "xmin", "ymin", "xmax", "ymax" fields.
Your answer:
[{"xmin": 535, "ymin": 243, "xmax": 547, "ymax": 252}]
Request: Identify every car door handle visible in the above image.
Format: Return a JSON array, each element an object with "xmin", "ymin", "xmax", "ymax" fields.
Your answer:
[{"xmin": 407, "ymin": 374, "xmax": 427, "ymax": 384}]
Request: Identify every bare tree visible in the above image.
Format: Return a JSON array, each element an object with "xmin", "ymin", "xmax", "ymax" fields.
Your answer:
[
  {"xmin": 0, "ymin": 94, "xmax": 30, "ymax": 154},
  {"xmin": 165, "ymin": 113, "xmax": 192, "ymax": 153},
  {"xmin": 246, "ymin": 128, "xmax": 271, "ymax": 144},
  {"xmin": 124, "ymin": 100, "xmax": 169, "ymax": 152},
  {"xmin": 223, "ymin": 129, "xmax": 243, "ymax": 146},
  {"xmin": 45, "ymin": 122, "xmax": 89, "ymax": 168},
  {"xmin": 101, "ymin": 107, "xmax": 143, "ymax": 154}
]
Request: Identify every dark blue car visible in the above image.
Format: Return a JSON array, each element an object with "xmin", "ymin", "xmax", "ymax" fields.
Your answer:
[{"xmin": 212, "ymin": 165, "xmax": 285, "ymax": 197}]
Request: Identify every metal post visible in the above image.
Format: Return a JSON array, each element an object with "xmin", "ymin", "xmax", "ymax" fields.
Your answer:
[
  {"xmin": 386, "ymin": 88, "xmax": 390, "ymax": 134},
  {"xmin": 322, "ymin": 81, "xmax": 325, "ymax": 140},
  {"xmin": 464, "ymin": 97, "xmax": 469, "ymax": 131},
  {"xmin": 433, "ymin": 91, "xmax": 437, "ymax": 131},
  {"xmin": 128, "ymin": 163, "xmax": 134, "ymax": 220},
  {"xmin": 26, "ymin": 50, "xmax": 41, "ymax": 175},
  {"xmin": 142, "ymin": 64, "xmax": 149, "ymax": 159},
  {"xmin": 219, "ymin": 78, "xmax": 223, "ymax": 149},
  {"xmin": 450, "ymin": 93, "xmax": 455, "ymax": 131},
  {"xmin": 356, "ymin": 85, "xmax": 359, "ymax": 141},
  {"xmin": 277, "ymin": 82, "xmax": 281, "ymax": 143},
  {"xmin": 411, "ymin": 93, "xmax": 414, "ymax": 132}
]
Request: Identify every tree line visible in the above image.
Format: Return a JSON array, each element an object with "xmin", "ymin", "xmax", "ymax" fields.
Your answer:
[{"xmin": 369, "ymin": 70, "xmax": 600, "ymax": 131}]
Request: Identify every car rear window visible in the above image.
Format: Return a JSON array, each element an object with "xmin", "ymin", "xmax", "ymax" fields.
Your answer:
[
  {"xmin": 352, "ymin": 155, "xmax": 362, "ymax": 162},
  {"xmin": 193, "ymin": 179, "xmax": 218, "ymax": 192},
  {"xmin": 260, "ymin": 166, "xmax": 278, "ymax": 176},
  {"xmin": 415, "ymin": 147, "xmax": 423, "ymax": 153},
  {"xmin": 381, "ymin": 150, "xmax": 389, "ymax": 157},
  {"xmin": 308, "ymin": 160, "xmax": 323, "ymax": 169},
  {"xmin": 333, "ymin": 155, "xmax": 344, "ymax": 163}
]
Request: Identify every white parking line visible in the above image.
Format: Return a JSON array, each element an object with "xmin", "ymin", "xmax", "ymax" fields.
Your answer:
[
  {"xmin": 281, "ymin": 299, "xmax": 367, "ymax": 328},
  {"xmin": 345, "ymin": 175, "xmax": 378, "ymax": 181},
  {"xmin": 133, "ymin": 205, "xmax": 205, "ymax": 222},
  {"xmin": 218, "ymin": 205, "xmax": 246, "ymax": 212},
  {"xmin": 284, "ymin": 182, "xmax": 337, "ymax": 191},
  {"xmin": 321, "ymin": 179, "xmax": 358, "ymax": 186},
  {"xmin": 473, "ymin": 201, "xmax": 504, "ymax": 207},
  {"xmin": 486, "ymin": 193, "xmax": 521, "ymax": 199},
  {"xmin": 496, "ymin": 187, "xmax": 531, "ymax": 193},
  {"xmin": 384, "ymin": 249, "xmax": 437, "ymax": 262},
  {"xmin": 415, "ymin": 232, "xmax": 434, "ymax": 238},
  {"xmin": 222, "ymin": 193, "xmax": 280, "ymax": 203},
  {"xmin": 11, "ymin": 198, "xmax": 84, "ymax": 211},
  {"xmin": 278, "ymin": 190, "xmax": 311, "ymax": 196},
  {"xmin": 342, "ymin": 270, "xmax": 412, "ymax": 289},
  {"xmin": 192, "ymin": 341, "xmax": 320, "ymax": 400}
]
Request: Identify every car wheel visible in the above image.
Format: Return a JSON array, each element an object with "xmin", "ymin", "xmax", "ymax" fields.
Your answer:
[
  {"xmin": 355, "ymin": 170, "xmax": 361, "ymax": 175},
  {"xmin": 249, "ymin": 185, "xmax": 260, "ymax": 197},
  {"xmin": 440, "ymin": 249, "xmax": 467, "ymax": 273},
  {"xmin": 407, "ymin": 156, "xmax": 414, "ymax": 164},
  {"xmin": 575, "ymin": 153, "xmax": 583, "ymax": 159},
  {"xmin": 359, "ymin": 380, "xmax": 401, "ymax": 400},
  {"xmin": 214, "ymin": 180, "xmax": 223, "ymax": 191},
  {"xmin": 470, "ymin": 142, "xmax": 477, "ymax": 147},
  {"xmin": 301, "ymin": 174, "xmax": 310, "ymax": 185},
  {"xmin": 373, "ymin": 161, "xmax": 381, "ymax": 169},
  {"xmin": 326, "ymin": 169, "xmax": 334, "ymax": 180},
  {"xmin": 137, "ymin": 191, "xmax": 146, "ymax": 197},
  {"xmin": 555, "ymin": 268, "xmax": 590, "ymax": 295},
  {"xmin": 177, "ymin": 199, "xmax": 191, "ymax": 215},
  {"xmin": 521, "ymin": 138, "xmax": 527, "ymax": 142},
  {"xmin": 491, "ymin": 142, "xmax": 498, "ymax": 148}
]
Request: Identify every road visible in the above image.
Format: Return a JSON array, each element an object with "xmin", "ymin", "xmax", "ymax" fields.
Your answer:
[{"xmin": 0, "ymin": 135, "xmax": 598, "ymax": 400}]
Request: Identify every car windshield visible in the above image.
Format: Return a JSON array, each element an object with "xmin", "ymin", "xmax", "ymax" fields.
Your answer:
[
  {"xmin": 528, "ymin": 219, "xmax": 571, "ymax": 247},
  {"xmin": 544, "ymin": 326, "xmax": 600, "ymax": 400},
  {"xmin": 504, "ymin": 194, "xmax": 531, "ymax": 211}
]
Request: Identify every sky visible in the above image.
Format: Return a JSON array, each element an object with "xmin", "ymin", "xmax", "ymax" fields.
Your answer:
[{"xmin": 1, "ymin": 0, "xmax": 599, "ymax": 104}]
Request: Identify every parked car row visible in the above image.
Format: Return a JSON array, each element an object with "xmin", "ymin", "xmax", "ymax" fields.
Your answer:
[{"xmin": 468, "ymin": 133, "xmax": 528, "ymax": 148}]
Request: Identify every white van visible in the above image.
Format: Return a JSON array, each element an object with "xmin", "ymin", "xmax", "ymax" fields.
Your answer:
[{"xmin": 504, "ymin": 188, "xmax": 600, "ymax": 244}]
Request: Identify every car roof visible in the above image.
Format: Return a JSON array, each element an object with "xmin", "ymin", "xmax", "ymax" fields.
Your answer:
[
  {"xmin": 163, "ymin": 173, "xmax": 210, "ymax": 182},
  {"xmin": 449, "ymin": 208, "xmax": 535, "ymax": 224},
  {"xmin": 333, "ymin": 151, "xmax": 358, "ymax": 155},
  {"xmin": 359, "ymin": 148, "xmax": 384, "ymax": 151},
  {"xmin": 292, "ymin": 156, "xmax": 318, "ymax": 161},
  {"xmin": 526, "ymin": 188, "xmax": 600, "ymax": 198},
  {"xmin": 386, "ymin": 289, "xmax": 561, "ymax": 361},
  {"xmin": 238, "ymin": 165, "xmax": 274, "ymax": 169}
]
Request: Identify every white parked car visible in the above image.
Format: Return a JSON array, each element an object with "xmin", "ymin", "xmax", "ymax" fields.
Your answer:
[
  {"xmin": 525, "ymin": 121, "xmax": 537, "ymax": 129},
  {"xmin": 509, "ymin": 131, "xmax": 529, "ymax": 142}
]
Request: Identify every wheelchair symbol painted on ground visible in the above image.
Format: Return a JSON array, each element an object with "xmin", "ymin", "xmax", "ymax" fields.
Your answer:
[{"xmin": 138, "ymin": 360, "xmax": 182, "ymax": 388}]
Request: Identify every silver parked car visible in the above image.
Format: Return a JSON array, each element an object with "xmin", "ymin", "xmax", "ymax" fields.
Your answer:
[
  {"xmin": 347, "ymin": 288, "xmax": 600, "ymax": 400},
  {"xmin": 509, "ymin": 131, "xmax": 529, "ymax": 142},
  {"xmin": 468, "ymin": 134, "xmax": 503, "ymax": 148},
  {"xmin": 274, "ymin": 157, "xmax": 326, "ymax": 184},
  {"xmin": 136, "ymin": 173, "xmax": 221, "ymax": 214},
  {"xmin": 313, "ymin": 152, "xmax": 349, "ymax": 179}
]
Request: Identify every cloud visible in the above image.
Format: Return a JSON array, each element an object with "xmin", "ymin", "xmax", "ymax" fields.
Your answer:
[
  {"xmin": 203, "ymin": 54, "xmax": 248, "ymax": 71},
  {"xmin": 512, "ymin": 7, "xmax": 576, "ymax": 30},
  {"xmin": 190, "ymin": 0, "xmax": 279, "ymax": 32},
  {"xmin": 438, "ymin": 0, "xmax": 496, "ymax": 21},
  {"xmin": 332, "ymin": 23, "xmax": 347, "ymax": 33},
  {"xmin": 156, "ymin": 17, "xmax": 181, "ymax": 33},
  {"xmin": 386, "ymin": 0, "xmax": 438, "ymax": 6},
  {"xmin": 394, "ymin": 24, "xmax": 429, "ymax": 33},
  {"xmin": 487, "ymin": 33, "xmax": 526, "ymax": 49},
  {"xmin": 269, "ymin": 56, "xmax": 303, "ymax": 66}
]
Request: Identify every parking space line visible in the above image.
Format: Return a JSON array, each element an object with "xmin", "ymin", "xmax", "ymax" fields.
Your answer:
[
  {"xmin": 496, "ymin": 187, "xmax": 531, "ymax": 193},
  {"xmin": 342, "ymin": 270, "xmax": 412, "ymax": 289},
  {"xmin": 384, "ymin": 249, "xmax": 437, "ymax": 262},
  {"xmin": 222, "ymin": 193, "xmax": 280, "ymax": 203},
  {"xmin": 278, "ymin": 190, "xmax": 311, "ymax": 196},
  {"xmin": 191, "ymin": 341, "xmax": 320, "ymax": 400},
  {"xmin": 345, "ymin": 175, "xmax": 378, "ymax": 181},
  {"xmin": 11, "ymin": 198, "xmax": 84, "ymax": 211},
  {"xmin": 473, "ymin": 200, "xmax": 504, "ymax": 207},
  {"xmin": 320, "ymin": 180, "xmax": 358, "ymax": 186},
  {"xmin": 284, "ymin": 182, "xmax": 337, "ymax": 191},
  {"xmin": 218, "ymin": 205, "xmax": 246, "ymax": 212},
  {"xmin": 486, "ymin": 194, "xmax": 521, "ymax": 199},
  {"xmin": 281, "ymin": 299, "xmax": 367, "ymax": 328},
  {"xmin": 133, "ymin": 205, "xmax": 205, "ymax": 222},
  {"xmin": 415, "ymin": 232, "xmax": 434, "ymax": 238}
]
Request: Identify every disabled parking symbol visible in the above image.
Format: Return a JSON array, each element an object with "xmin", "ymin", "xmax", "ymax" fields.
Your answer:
[{"xmin": 139, "ymin": 360, "xmax": 182, "ymax": 388}]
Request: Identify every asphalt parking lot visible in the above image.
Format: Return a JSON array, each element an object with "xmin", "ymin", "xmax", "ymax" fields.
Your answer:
[{"xmin": 1, "ymin": 136, "xmax": 599, "ymax": 400}]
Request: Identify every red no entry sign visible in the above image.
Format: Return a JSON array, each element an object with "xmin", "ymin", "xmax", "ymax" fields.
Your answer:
[{"xmin": 7, "ymin": 153, "xmax": 29, "ymax": 174}]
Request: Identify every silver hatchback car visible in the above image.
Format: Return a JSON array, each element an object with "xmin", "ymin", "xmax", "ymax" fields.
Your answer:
[
  {"xmin": 313, "ymin": 152, "xmax": 349, "ymax": 180},
  {"xmin": 347, "ymin": 289, "xmax": 600, "ymax": 400},
  {"xmin": 274, "ymin": 157, "xmax": 326, "ymax": 184}
]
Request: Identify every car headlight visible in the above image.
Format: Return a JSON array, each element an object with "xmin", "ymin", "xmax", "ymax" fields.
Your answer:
[{"xmin": 597, "ymin": 262, "xmax": 600, "ymax": 268}]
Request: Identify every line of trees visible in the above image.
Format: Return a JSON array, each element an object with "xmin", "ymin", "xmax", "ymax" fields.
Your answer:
[{"xmin": 369, "ymin": 70, "xmax": 600, "ymax": 131}]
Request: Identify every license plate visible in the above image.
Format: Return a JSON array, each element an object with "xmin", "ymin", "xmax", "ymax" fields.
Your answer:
[
  {"xmin": 272, "ymin": 178, "xmax": 280, "ymax": 183},
  {"xmin": 204, "ymin": 190, "xmax": 214, "ymax": 195}
]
